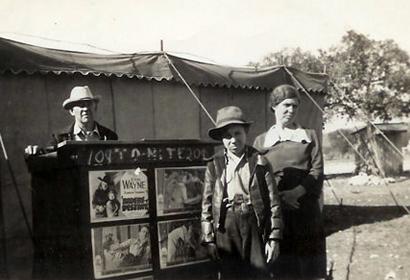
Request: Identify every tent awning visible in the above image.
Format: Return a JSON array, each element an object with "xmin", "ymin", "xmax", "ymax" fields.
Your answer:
[{"xmin": 0, "ymin": 37, "xmax": 328, "ymax": 92}]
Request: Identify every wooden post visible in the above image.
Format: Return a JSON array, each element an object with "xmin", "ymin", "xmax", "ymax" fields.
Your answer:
[{"xmin": 0, "ymin": 160, "xmax": 9, "ymax": 278}]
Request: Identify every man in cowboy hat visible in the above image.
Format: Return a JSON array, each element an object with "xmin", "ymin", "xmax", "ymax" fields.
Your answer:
[
  {"xmin": 201, "ymin": 106, "xmax": 282, "ymax": 279},
  {"xmin": 92, "ymin": 174, "xmax": 114, "ymax": 218},
  {"xmin": 25, "ymin": 85, "xmax": 118, "ymax": 154}
]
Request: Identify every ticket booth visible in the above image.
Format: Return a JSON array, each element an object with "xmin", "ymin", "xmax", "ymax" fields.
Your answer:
[{"xmin": 26, "ymin": 140, "xmax": 218, "ymax": 280}]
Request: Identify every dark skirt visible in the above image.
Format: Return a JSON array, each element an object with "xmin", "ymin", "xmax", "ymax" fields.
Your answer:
[{"xmin": 273, "ymin": 171, "xmax": 326, "ymax": 279}]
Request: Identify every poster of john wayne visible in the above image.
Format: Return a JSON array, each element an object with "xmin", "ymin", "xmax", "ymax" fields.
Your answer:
[{"xmin": 89, "ymin": 168, "xmax": 149, "ymax": 222}]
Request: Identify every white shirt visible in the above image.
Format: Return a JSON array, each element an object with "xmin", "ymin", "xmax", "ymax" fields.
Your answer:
[
  {"xmin": 263, "ymin": 124, "xmax": 311, "ymax": 148},
  {"xmin": 73, "ymin": 122, "xmax": 100, "ymax": 141},
  {"xmin": 225, "ymin": 150, "xmax": 250, "ymax": 200}
]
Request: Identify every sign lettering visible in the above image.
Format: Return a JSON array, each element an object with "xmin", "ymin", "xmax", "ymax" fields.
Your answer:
[{"xmin": 79, "ymin": 145, "xmax": 213, "ymax": 166}]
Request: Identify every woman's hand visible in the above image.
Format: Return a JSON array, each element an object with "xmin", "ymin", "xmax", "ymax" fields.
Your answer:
[
  {"xmin": 206, "ymin": 243, "xmax": 220, "ymax": 261},
  {"xmin": 279, "ymin": 185, "xmax": 306, "ymax": 209},
  {"xmin": 265, "ymin": 240, "xmax": 280, "ymax": 263}
]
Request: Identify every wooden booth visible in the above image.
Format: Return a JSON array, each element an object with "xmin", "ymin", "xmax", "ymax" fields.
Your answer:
[
  {"xmin": 2, "ymin": 37, "xmax": 327, "ymax": 279},
  {"xmin": 26, "ymin": 140, "xmax": 217, "ymax": 280}
]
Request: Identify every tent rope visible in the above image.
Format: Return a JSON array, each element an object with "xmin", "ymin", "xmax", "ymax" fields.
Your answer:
[
  {"xmin": 163, "ymin": 52, "xmax": 216, "ymax": 125},
  {"xmin": 282, "ymin": 67, "xmax": 369, "ymax": 164},
  {"xmin": 0, "ymin": 31, "xmax": 119, "ymax": 54},
  {"xmin": 283, "ymin": 66, "xmax": 410, "ymax": 215},
  {"xmin": 330, "ymin": 82, "xmax": 404, "ymax": 158},
  {"xmin": 0, "ymin": 133, "xmax": 35, "ymax": 243},
  {"xmin": 324, "ymin": 176, "xmax": 343, "ymax": 206}
]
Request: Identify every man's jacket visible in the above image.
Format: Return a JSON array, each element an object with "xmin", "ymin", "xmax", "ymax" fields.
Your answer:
[
  {"xmin": 201, "ymin": 146, "xmax": 282, "ymax": 244},
  {"xmin": 50, "ymin": 121, "xmax": 118, "ymax": 146}
]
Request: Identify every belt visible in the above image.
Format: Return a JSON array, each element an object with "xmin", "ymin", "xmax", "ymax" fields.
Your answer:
[{"xmin": 224, "ymin": 194, "xmax": 252, "ymax": 214}]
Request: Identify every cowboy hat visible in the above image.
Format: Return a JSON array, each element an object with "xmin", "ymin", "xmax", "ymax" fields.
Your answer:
[
  {"xmin": 97, "ymin": 174, "xmax": 113, "ymax": 185},
  {"xmin": 208, "ymin": 106, "xmax": 253, "ymax": 140},
  {"xmin": 62, "ymin": 86, "xmax": 100, "ymax": 109}
]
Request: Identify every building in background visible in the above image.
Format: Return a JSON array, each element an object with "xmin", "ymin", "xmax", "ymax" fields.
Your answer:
[{"xmin": 351, "ymin": 123, "xmax": 408, "ymax": 176}]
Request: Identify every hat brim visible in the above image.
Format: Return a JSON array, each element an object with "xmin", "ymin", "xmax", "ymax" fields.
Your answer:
[
  {"xmin": 208, "ymin": 120, "xmax": 252, "ymax": 140},
  {"xmin": 63, "ymin": 96, "xmax": 100, "ymax": 110}
]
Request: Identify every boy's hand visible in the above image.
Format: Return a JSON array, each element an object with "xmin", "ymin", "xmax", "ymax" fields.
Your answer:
[
  {"xmin": 206, "ymin": 243, "xmax": 220, "ymax": 261},
  {"xmin": 265, "ymin": 240, "xmax": 280, "ymax": 263}
]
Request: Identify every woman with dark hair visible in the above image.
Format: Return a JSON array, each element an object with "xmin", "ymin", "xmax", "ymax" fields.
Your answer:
[
  {"xmin": 254, "ymin": 84, "xmax": 326, "ymax": 279},
  {"xmin": 106, "ymin": 189, "xmax": 120, "ymax": 217}
]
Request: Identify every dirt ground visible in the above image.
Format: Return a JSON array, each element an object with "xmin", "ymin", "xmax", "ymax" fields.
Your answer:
[
  {"xmin": 4, "ymin": 169, "xmax": 410, "ymax": 280},
  {"xmin": 324, "ymin": 174, "xmax": 410, "ymax": 280}
]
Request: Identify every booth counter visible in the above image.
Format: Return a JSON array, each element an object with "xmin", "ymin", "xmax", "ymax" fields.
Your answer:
[{"xmin": 26, "ymin": 140, "xmax": 218, "ymax": 280}]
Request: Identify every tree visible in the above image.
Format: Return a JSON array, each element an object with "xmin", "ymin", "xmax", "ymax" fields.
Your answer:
[
  {"xmin": 320, "ymin": 31, "xmax": 410, "ymax": 175},
  {"xmin": 248, "ymin": 47, "xmax": 324, "ymax": 73},
  {"xmin": 321, "ymin": 30, "xmax": 410, "ymax": 121},
  {"xmin": 250, "ymin": 31, "xmax": 410, "ymax": 122},
  {"xmin": 251, "ymin": 31, "xmax": 410, "ymax": 175}
]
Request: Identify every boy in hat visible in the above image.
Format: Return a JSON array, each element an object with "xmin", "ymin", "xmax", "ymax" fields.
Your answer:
[
  {"xmin": 25, "ymin": 85, "xmax": 118, "ymax": 154},
  {"xmin": 201, "ymin": 106, "xmax": 282, "ymax": 279}
]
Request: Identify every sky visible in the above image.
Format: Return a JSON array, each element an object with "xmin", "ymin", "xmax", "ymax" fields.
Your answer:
[
  {"xmin": 2, "ymin": 0, "xmax": 410, "ymax": 66},
  {"xmin": 2, "ymin": 0, "xmax": 410, "ymax": 132}
]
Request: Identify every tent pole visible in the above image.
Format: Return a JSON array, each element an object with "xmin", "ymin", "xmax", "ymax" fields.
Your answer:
[
  {"xmin": 0, "ymin": 133, "xmax": 35, "ymax": 242},
  {"xmin": 163, "ymin": 52, "xmax": 216, "ymax": 125}
]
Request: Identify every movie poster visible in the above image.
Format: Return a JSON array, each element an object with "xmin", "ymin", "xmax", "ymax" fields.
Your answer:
[
  {"xmin": 155, "ymin": 167, "xmax": 205, "ymax": 216},
  {"xmin": 157, "ymin": 219, "xmax": 208, "ymax": 268},
  {"xmin": 89, "ymin": 168, "xmax": 149, "ymax": 222},
  {"xmin": 92, "ymin": 224, "xmax": 152, "ymax": 279}
]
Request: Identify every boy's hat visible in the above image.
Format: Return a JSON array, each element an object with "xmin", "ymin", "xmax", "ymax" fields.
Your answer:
[{"xmin": 208, "ymin": 106, "xmax": 252, "ymax": 140}]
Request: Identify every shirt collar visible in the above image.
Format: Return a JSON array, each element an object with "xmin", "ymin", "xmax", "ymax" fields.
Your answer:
[
  {"xmin": 73, "ymin": 122, "xmax": 100, "ymax": 137},
  {"xmin": 225, "ymin": 148, "xmax": 247, "ymax": 181},
  {"xmin": 226, "ymin": 149, "xmax": 245, "ymax": 165},
  {"xmin": 263, "ymin": 124, "xmax": 311, "ymax": 148}
]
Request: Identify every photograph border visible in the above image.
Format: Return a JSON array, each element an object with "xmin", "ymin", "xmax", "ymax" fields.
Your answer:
[
  {"xmin": 157, "ymin": 217, "xmax": 209, "ymax": 269},
  {"xmin": 91, "ymin": 223, "xmax": 153, "ymax": 279},
  {"xmin": 88, "ymin": 168, "xmax": 150, "ymax": 223}
]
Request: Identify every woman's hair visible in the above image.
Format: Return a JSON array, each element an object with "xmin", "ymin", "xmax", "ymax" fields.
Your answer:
[{"xmin": 269, "ymin": 84, "xmax": 300, "ymax": 112}]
